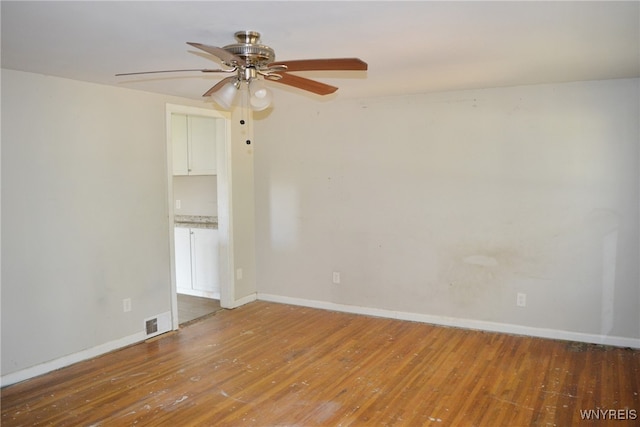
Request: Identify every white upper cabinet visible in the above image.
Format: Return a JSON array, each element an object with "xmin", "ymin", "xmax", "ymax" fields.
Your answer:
[
  {"xmin": 188, "ymin": 116, "xmax": 217, "ymax": 175},
  {"xmin": 172, "ymin": 114, "xmax": 219, "ymax": 176},
  {"xmin": 171, "ymin": 114, "xmax": 189, "ymax": 175}
]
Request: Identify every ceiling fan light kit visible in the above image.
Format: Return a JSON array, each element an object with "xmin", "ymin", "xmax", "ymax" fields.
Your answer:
[
  {"xmin": 116, "ymin": 30, "xmax": 368, "ymax": 111},
  {"xmin": 210, "ymin": 79, "xmax": 240, "ymax": 110},
  {"xmin": 248, "ymin": 79, "xmax": 273, "ymax": 111}
]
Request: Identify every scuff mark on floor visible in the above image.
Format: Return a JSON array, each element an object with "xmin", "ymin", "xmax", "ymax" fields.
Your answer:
[
  {"xmin": 110, "ymin": 372, "xmax": 147, "ymax": 382},
  {"xmin": 220, "ymin": 390, "xmax": 247, "ymax": 403},
  {"xmin": 490, "ymin": 395, "xmax": 534, "ymax": 411},
  {"xmin": 173, "ymin": 396, "xmax": 188, "ymax": 405}
]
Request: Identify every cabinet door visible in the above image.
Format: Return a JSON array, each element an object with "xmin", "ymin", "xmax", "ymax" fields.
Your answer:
[
  {"xmin": 174, "ymin": 227, "xmax": 193, "ymax": 290},
  {"xmin": 188, "ymin": 116, "xmax": 217, "ymax": 175},
  {"xmin": 191, "ymin": 228, "xmax": 219, "ymax": 293},
  {"xmin": 171, "ymin": 114, "xmax": 189, "ymax": 175}
]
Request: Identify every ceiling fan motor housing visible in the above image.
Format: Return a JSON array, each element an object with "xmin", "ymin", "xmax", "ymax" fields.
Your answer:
[{"xmin": 223, "ymin": 31, "xmax": 276, "ymax": 67}]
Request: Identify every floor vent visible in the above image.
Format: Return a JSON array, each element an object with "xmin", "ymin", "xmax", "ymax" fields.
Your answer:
[
  {"xmin": 145, "ymin": 318, "xmax": 158, "ymax": 335},
  {"xmin": 144, "ymin": 311, "xmax": 172, "ymax": 339}
]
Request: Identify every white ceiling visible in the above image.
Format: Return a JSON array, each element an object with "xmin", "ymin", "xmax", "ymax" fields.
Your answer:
[{"xmin": 2, "ymin": 1, "xmax": 639, "ymax": 102}]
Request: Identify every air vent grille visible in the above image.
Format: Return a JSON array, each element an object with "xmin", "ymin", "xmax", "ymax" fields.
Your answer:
[
  {"xmin": 145, "ymin": 318, "xmax": 158, "ymax": 335},
  {"xmin": 144, "ymin": 311, "xmax": 171, "ymax": 339}
]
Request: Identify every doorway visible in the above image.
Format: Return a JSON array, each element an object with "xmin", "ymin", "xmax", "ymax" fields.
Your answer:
[
  {"xmin": 177, "ymin": 294, "xmax": 222, "ymax": 325},
  {"xmin": 166, "ymin": 103, "xmax": 232, "ymax": 329}
]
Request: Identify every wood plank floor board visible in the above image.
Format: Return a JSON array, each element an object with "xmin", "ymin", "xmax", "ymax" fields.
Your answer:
[{"xmin": 2, "ymin": 301, "xmax": 638, "ymax": 426}]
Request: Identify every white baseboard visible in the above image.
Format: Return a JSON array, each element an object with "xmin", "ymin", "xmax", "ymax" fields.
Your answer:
[
  {"xmin": 0, "ymin": 331, "xmax": 146, "ymax": 387},
  {"xmin": 2, "ymin": 293, "xmax": 257, "ymax": 387},
  {"xmin": 224, "ymin": 292, "xmax": 257, "ymax": 309},
  {"xmin": 5, "ymin": 292, "xmax": 635, "ymax": 387},
  {"xmin": 177, "ymin": 288, "xmax": 220, "ymax": 300},
  {"xmin": 257, "ymin": 293, "xmax": 640, "ymax": 349}
]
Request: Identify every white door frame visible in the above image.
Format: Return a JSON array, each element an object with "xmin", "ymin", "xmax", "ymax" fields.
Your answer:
[{"xmin": 165, "ymin": 103, "xmax": 233, "ymax": 330}]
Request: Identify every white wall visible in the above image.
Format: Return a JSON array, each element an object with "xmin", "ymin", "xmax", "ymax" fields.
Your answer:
[
  {"xmin": 0, "ymin": 70, "xmax": 213, "ymax": 382},
  {"xmin": 254, "ymin": 78, "xmax": 639, "ymax": 345},
  {"xmin": 173, "ymin": 175, "xmax": 218, "ymax": 216},
  {"xmin": 229, "ymin": 105, "xmax": 257, "ymax": 302}
]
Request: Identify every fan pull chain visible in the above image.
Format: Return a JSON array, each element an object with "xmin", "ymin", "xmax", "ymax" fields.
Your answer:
[{"xmin": 239, "ymin": 83, "xmax": 252, "ymax": 145}]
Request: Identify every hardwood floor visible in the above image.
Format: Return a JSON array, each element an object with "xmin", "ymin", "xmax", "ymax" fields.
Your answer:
[
  {"xmin": 2, "ymin": 301, "xmax": 638, "ymax": 426},
  {"xmin": 177, "ymin": 294, "xmax": 221, "ymax": 325}
]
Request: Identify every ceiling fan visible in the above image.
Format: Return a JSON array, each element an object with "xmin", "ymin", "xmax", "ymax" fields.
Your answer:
[{"xmin": 116, "ymin": 30, "xmax": 368, "ymax": 111}]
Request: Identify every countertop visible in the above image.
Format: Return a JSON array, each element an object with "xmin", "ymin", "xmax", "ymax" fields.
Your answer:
[{"xmin": 174, "ymin": 215, "xmax": 218, "ymax": 229}]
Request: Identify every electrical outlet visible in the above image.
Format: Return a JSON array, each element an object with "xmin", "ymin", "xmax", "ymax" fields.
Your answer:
[
  {"xmin": 516, "ymin": 293, "xmax": 527, "ymax": 307},
  {"xmin": 332, "ymin": 271, "xmax": 341, "ymax": 284},
  {"xmin": 175, "ymin": 199, "xmax": 181, "ymax": 209},
  {"xmin": 236, "ymin": 268, "xmax": 243, "ymax": 280},
  {"xmin": 123, "ymin": 298, "xmax": 132, "ymax": 312}
]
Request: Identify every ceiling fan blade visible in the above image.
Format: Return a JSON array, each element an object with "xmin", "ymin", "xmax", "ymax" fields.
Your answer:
[
  {"xmin": 187, "ymin": 42, "xmax": 246, "ymax": 66},
  {"xmin": 115, "ymin": 68, "xmax": 231, "ymax": 76},
  {"xmin": 271, "ymin": 73, "xmax": 338, "ymax": 96},
  {"xmin": 268, "ymin": 58, "xmax": 368, "ymax": 72},
  {"xmin": 202, "ymin": 76, "xmax": 237, "ymax": 97}
]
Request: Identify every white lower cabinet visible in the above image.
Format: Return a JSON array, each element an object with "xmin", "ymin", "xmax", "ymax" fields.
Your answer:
[
  {"xmin": 174, "ymin": 227, "xmax": 193, "ymax": 292},
  {"xmin": 175, "ymin": 227, "xmax": 219, "ymax": 299}
]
